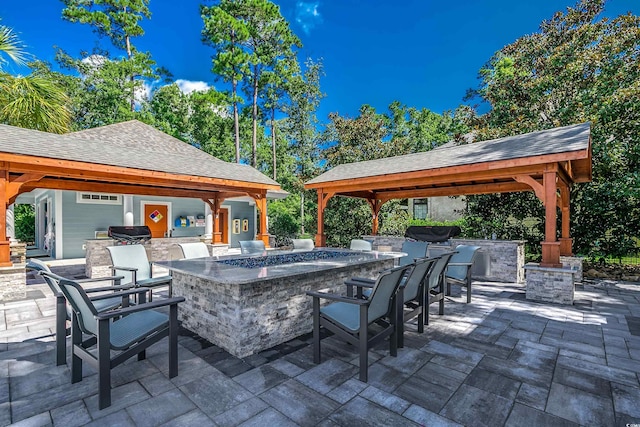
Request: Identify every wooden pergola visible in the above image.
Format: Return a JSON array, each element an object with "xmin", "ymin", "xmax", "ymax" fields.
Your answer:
[
  {"xmin": 305, "ymin": 123, "xmax": 592, "ymax": 267},
  {"xmin": 0, "ymin": 121, "xmax": 281, "ymax": 266}
]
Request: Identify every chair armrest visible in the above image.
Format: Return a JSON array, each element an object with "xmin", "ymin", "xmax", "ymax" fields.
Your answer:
[
  {"xmin": 347, "ymin": 277, "xmax": 375, "ymax": 284},
  {"xmin": 77, "ymin": 275, "xmax": 125, "ymax": 284},
  {"xmin": 344, "ymin": 279, "xmax": 375, "ymax": 288},
  {"xmin": 84, "ymin": 283, "xmax": 138, "ymax": 294},
  {"xmin": 447, "ymin": 262, "xmax": 472, "ymax": 267},
  {"xmin": 306, "ymin": 291, "xmax": 368, "ymax": 305},
  {"xmin": 89, "ymin": 287, "xmax": 149, "ymax": 301},
  {"xmin": 111, "ymin": 265, "xmax": 138, "ymax": 272},
  {"xmin": 95, "ymin": 296, "xmax": 186, "ymax": 320}
]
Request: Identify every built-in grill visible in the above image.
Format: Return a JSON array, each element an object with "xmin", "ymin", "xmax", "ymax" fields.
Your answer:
[
  {"xmin": 108, "ymin": 225, "xmax": 152, "ymax": 245},
  {"xmin": 404, "ymin": 225, "xmax": 461, "ymax": 243}
]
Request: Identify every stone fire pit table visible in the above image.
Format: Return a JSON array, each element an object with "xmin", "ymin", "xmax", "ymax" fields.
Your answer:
[{"xmin": 156, "ymin": 248, "xmax": 401, "ymax": 357}]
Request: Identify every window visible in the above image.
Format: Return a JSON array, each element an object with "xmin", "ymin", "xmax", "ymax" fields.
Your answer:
[
  {"xmin": 76, "ymin": 192, "xmax": 122, "ymax": 205},
  {"xmin": 413, "ymin": 198, "xmax": 428, "ymax": 220}
]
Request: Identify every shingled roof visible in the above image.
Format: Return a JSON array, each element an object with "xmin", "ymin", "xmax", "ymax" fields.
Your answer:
[
  {"xmin": 306, "ymin": 122, "xmax": 591, "ymax": 185},
  {"xmin": 0, "ymin": 120, "xmax": 278, "ymax": 187}
]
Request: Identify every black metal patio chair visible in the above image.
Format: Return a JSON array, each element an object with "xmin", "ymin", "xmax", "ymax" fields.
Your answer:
[
  {"xmin": 345, "ymin": 256, "xmax": 440, "ymax": 348},
  {"xmin": 307, "ymin": 264, "xmax": 412, "ymax": 382},
  {"xmin": 39, "ymin": 270, "xmax": 185, "ymax": 410},
  {"xmin": 425, "ymin": 251, "xmax": 456, "ymax": 325},
  {"xmin": 445, "ymin": 245, "xmax": 481, "ymax": 303},
  {"xmin": 26, "ymin": 259, "xmax": 141, "ymax": 366}
]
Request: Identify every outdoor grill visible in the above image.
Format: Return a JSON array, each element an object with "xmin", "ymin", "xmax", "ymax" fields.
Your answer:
[
  {"xmin": 404, "ymin": 225, "xmax": 461, "ymax": 243},
  {"xmin": 108, "ymin": 225, "xmax": 152, "ymax": 245}
]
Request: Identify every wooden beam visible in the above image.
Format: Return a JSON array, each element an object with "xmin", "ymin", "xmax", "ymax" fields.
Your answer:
[
  {"xmin": 352, "ymin": 181, "xmax": 535, "ymax": 200},
  {"xmin": 306, "ymin": 164, "xmax": 547, "ymax": 194},
  {"xmin": 514, "ymin": 175, "xmax": 544, "ymax": 202},
  {"xmin": 6, "ymin": 173, "xmax": 44, "ymax": 204},
  {"xmin": 20, "ymin": 178, "xmax": 247, "ymax": 200},
  {"xmin": 3, "ymin": 154, "xmax": 280, "ymax": 192}
]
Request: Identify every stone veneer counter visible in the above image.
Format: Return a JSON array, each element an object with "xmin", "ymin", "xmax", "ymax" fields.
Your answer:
[{"xmin": 156, "ymin": 249, "xmax": 400, "ymax": 357}]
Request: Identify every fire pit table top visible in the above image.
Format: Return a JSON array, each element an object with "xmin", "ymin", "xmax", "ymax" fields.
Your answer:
[{"xmin": 155, "ymin": 248, "xmax": 404, "ymax": 285}]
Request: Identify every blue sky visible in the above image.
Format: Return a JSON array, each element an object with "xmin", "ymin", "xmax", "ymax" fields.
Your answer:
[{"xmin": 1, "ymin": 0, "xmax": 638, "ymax": 121}]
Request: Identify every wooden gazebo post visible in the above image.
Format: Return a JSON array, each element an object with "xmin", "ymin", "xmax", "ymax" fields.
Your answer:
[
  {"xmin": 249, "ymin": 191, "xmax": 270, "ymax": 247},
  {"xmin": 0, "ymin": 168, "xmax": 10, "ymax": 266},
  {"xmin": 203, "ymin": 195, "xmax": 226, "ymax": 244},
  {"xmin": 315, "ymin": 190, "xmax": 333, "ymax": 247},
  {"xmin": 540, "ymin": 167, "xmax": 562, "ymax": 267},
  {"xmin": 558, "ymin": 184, "xmax": 573, "ymax": 256},
  {"xmin": 366, "ymin": 196, "xmax": 385, "ymax": 235}
]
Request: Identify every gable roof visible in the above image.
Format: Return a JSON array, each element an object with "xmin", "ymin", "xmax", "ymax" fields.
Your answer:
[
  {"xmin": 307, "ymin": 122, "xmax": 591, "ymax": 186},
  {"xmin": 0, "ymin": 120, "xmax": 278, "ymax": 187}
]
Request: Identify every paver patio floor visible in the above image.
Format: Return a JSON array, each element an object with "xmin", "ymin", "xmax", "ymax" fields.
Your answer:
[{"xmin": 2, "ymin": 266, "xmax": 640, "ymax": 426}]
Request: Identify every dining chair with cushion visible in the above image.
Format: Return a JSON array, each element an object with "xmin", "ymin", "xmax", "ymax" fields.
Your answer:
[
  {"xmin": 177, "ymin": 242, "xmax": 210, "ymax": 259},
  {"xmin": 239, "ymin": 240, "xmax": 266, "ymax": 254},
  {"xmin": 26, "ymin": 259, "xmax": 142, "ymax": 366},
  {"xmin": 307, "ymin": 264, "xmax": 412, "ymax": 382},
  {"xmin": 350, "ymin": 239, "xmax": 373, "ymax": 251},
  {"xmin": 106, "ymin": 244, "xmax": 173, "ymax": 300},
  {"xmin": 445, "ymin": 245, "xmax": 482, "ymax": 303},
  {"xmin": 40, "ymin": 270, "xmax": 185, "ymax": 409}
]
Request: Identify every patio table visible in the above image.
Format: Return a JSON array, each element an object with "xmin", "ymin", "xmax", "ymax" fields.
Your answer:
[{"xmin": 156, "ymin": 248, "xmax": 402, "ymax": 357}]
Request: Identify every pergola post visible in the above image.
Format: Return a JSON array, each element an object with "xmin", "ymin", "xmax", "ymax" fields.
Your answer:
[
  {"xmin": 367, "ymin": 197, "xmax": 384, "ymax": 235},
  {"xmin": 203, "ymin": 196, "xmax": 225, "ymax": 244},
  {"xmin": 249, "ymin": 191, "xmax": 270, "ymax": 247},
  {"xmin": 558, "ymin": 185, "xmax": 573, "ymax": 256},
  {"xmin": 315, "ymin": 190, "xmax": 333, "ymax": 247},
  {"xmin": 0, "ymin": 169, "xmax": 10, "ymax": 266},
  {"xmin": 540, "ymin": 168, "xmax": 562, "ymax": 267}
]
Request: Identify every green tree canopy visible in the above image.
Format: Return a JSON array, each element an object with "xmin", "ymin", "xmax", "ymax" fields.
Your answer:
[{"xmin": 464, "ymin": 0, "xmax": 640, "ymax": 259}]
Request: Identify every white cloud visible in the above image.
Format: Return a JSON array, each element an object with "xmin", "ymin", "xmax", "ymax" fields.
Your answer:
[
  {"xmin": 295, "ymin": 1, "xmax": 322, "ymax": 34},
  {"xmin": 175, "ymin": 79, "xmax": 210, "ymax": 94},
  {"xmin": 80, "ymin": 54, "xmax": 107, "ymax": 69}
]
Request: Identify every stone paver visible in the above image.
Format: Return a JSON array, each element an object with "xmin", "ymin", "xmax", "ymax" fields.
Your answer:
[{"xmin": 2, "ymin": 270, "xmax": 640, "ymax": 426}]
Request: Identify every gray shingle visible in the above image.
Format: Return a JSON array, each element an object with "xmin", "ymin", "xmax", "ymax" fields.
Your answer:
[
  {"xmin": 0, "ymin": 121, "xmax": 279, "ymax": 187},
  {"xmin": 306, "ymin": 123, "xmax": 590, "ymax": 185}
]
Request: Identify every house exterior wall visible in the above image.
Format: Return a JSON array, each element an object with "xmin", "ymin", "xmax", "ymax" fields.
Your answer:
[
  {"xmin": 408, "ymin": 196, "xmax": 465, "ymax": 222},
  {"xmin": 225, "ymin": 200, "xmax": 256, "ymax": 248},
  {"xmin": 33, "ymin": 191, "xmax": 260, "ymax": 258},
  {"xmin": 61, "ymin": 191, "xmax": 122, "ymax": 259},
  {"xmin": 133, "ymin": 196, "xmax": 205, "ymax": 238}
]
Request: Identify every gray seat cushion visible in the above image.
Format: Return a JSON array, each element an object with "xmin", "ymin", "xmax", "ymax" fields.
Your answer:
[{"xmin": 110, "ymin": 310, "xmax": 169, "ymax": 350}]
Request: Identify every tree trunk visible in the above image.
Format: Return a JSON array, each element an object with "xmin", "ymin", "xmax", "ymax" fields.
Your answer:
[
  {"xmin": 271, "ymin": 105, "xmax": 276, "ymax": 180},
  {"xmin": 232, "ymin": 79, "xmax": 240, "ymax": 163},
  {"xmin": 300, "ymin": 192, "xmax": 305, "ymax": 235},
  {"xmin": 125, "ymin": 33, "xmax": 135, "ymax": 112},
  {"xmin": 251, "ymin": 67, "xmax": 258, "ymax": 168}
]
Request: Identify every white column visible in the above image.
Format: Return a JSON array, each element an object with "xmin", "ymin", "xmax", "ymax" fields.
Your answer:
[
  {"xmin": 204, "ymin": 202, "xmax": 213, "ymax": 239},
  {"xmin": 123, "ymin": 195, "xmax": 134, "ymax": 226},
  {"xmin": 6, "ymin": 204, "xmax": 16, "ymax": 242}
]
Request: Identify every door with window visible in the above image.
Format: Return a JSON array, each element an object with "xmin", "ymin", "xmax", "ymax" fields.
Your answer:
[{"xmin": 144, "ymin": 204, "xmax": 169, "ymax": 238}]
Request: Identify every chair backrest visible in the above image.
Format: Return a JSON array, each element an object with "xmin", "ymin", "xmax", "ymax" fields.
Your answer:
[
  {"xmin": 350, "ymin": 239, "xmax": 372, "ymax": 251},
  {"xmin": 106, "ymin": 245, "xmax": 151, "ymax": 284},
  {"xmin": 40, "ymin": 271, "xmax": 99, "ymax": 336},
  {"xmin": 292, "ymin": 238, "xmax": 314, "ymax": 250},
  {"xmin": 427, "ymin": 251, "xmax": 455, "ymax": 289},
  {"xmin": 26, "ymin": 259, "xmax": 61, "ymax": 295},
  {"xmin": 447, "ymin": 245, "xmax": 482, "ymax": 280},
  {"xmin": 402, "ymin": 256, "xmax": 438, "ymax": 303},
  {"xmin": 367, "ymin": 264, "xmax": 412, "ymax": 323},
  {"xmin": 178, "ymin": 242, "xmax": 210, "ymax": 259},
  {"xmin": 399, "ymin": 241, "xmax": 428, "ymax": 266},
  {"xmin": 239, "ymin": 240, "xmax": 265, "ymax": 254}
]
